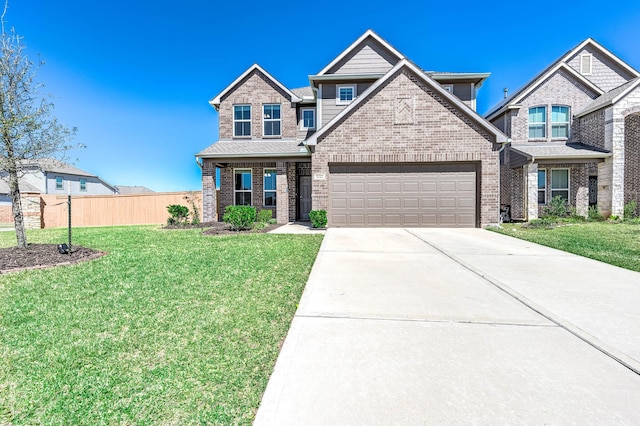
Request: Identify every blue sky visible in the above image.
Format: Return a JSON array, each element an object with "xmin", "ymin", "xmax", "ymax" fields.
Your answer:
[{"xmin": 6, "ymin": 0, "xmax": 640, "ymax": 191}]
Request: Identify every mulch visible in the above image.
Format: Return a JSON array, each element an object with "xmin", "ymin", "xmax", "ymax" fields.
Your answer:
[
  {"xmin": 0, "ymin": 244, "xmax": 106, "ymax": 274},
  {"xmin": 164, "ymin": 221, "xmax": 284, "ymax": 235}
]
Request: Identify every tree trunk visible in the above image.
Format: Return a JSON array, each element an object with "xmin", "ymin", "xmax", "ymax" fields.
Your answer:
[{"xmin": 8, "ymin": 168, "xmax": 27, "ymax": 248}]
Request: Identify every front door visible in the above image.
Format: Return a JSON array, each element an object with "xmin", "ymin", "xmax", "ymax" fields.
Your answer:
[
  {"xmin": 299, "ymin": 175, "xmax": 312, "ymax": 221},
  {"xmin": 589, "ymin": 176, "xmax": 598, "ymax": 206}
]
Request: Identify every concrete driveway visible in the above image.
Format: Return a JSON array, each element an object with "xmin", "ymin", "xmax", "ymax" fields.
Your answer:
[{"xmin": 255, "ymin": 228, "xmax": 640, "ymax": 425}]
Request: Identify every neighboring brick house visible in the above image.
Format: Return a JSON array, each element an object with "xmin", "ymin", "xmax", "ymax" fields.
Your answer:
[
  {"xmin": 486, "ymin": 38, "xmax": 640, "ymax": 220},
  {"xmin": 196, "ymin": 30, "xmax": 507, "ymax": 227}
]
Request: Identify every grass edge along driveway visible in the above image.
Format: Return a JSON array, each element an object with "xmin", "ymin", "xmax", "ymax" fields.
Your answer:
[
  {"xmin": 0, "ymin": 225, "xmax": 323, "ymax": 425},
  {"xmin": 490, "ymin": 221, "xmax": 640, "ymax": 273}
]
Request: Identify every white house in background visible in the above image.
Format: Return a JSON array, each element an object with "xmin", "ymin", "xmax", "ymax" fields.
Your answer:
[{"xmin": 0, "ymin": 159, "xmax": 117, "ymax": 199}]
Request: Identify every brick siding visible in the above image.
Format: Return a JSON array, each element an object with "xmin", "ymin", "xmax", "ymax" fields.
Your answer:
[
  {"xmin": 312, "ymin": 68, "xmax": 501, "ymax": 227},
  {"xmin": 624, "ymin": 113, "xmax": 640, "ymax": 214},
  {"xmin": 218, "ymin": 69, "xmax": 297, "ymax": 140}
]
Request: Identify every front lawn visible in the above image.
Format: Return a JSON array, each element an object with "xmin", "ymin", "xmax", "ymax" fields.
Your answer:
[
  {"xmin": 491, "ymin": 221, "xmax": 640, "ymax": 272},
  {"xmin": 0, "ymin": 226, "xmax": 323, "ymax": 425}
]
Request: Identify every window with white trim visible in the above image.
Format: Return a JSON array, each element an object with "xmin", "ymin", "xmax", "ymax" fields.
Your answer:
[
  {"xmin": 580, "ymin": 53, "xmax": 592, "ymax": 75},
  {"xmin": 442, "ymin": 84, "xmax": 453, "ymax": 94},
  {"xmin": 234, "ymin": 169, "xmax": 252, "ymax": 205},
  {"xmin": 263, "ymin": 104, "xmax": 281, "ymax": 137},
  {"xmin": 55, "ymin": 176, "xmax": 63, "ymax": 190},
  {"xmin": 551, "ymin": 105, "xmax": 570, "ymax": 138},
  {"xmin": 301, "ymin": 108, "xmax": 315, "ymax": 130},
  {"xmin": 538, "ymin": 169, "xmax": 546, "ymax": 204},
  {"xmin": 233, "ymin": 105, "xmax": 251, "ymax": 137},
  {"xmin": 336, "ymin": 85, "xmax": 355, "ymax": 105},
  {"xmin": 528, "ymin": 106, "xmax": 546, "ymax": 139},
  {"xmin": 551, "ymin": 169, "xmax": 569, "ymax": 201},
  {"xmin": 80, "ymin": 179, "xmax": 87, "ymax": 191},
  {"xmin": 263, "ymin": 169, "xmax": 276, "ymax": 207}
]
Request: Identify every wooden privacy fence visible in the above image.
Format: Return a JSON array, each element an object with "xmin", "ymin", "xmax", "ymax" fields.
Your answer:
[{"xmin": 40, "ymin": 191, "xmax": 203, "ymax": 228}]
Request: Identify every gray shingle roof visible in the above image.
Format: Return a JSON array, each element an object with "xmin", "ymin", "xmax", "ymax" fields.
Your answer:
[
  {"xmin": 291, "ymin": 86, "xmax": 314, "ymax": 98},
  {"xmin": 576, "ymin": 77, "xmax": 640, "ymax": 117},
  {"xmin": 196, "ymin": 140, "xmax": 309, "ymax": 158},
  {"xmin": 24, "ymin": 158, "xmax": 98, "ymax": 177},
  {"xmin": 0, "ymin": 179, "xmax": 42, "ymax": 194},
  {"xmin": 115, "ymin": 185, "xmax": 155, "ymax": 194},
  {"xmin": 511, "ymin": 143, "xmax": 611, "ymax": 160}
]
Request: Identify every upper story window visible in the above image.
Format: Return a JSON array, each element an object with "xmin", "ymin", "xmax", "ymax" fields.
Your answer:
[
  {"xmin": 263, "ymin": 104, "xmax": 281, "ymax": 137},
  {"xmin": 80, "ymin": 179, "xmax": 87, "ymax": 191},
  {"xmin": 528, "ymin": 106, "xmax": 546, "ymax": 139},
  {"xmin": 442, "ymin": 84, "xmax": 454, "ymax": 94},
  {"xmin": 301, "ymin": 108, "xmax": 315, "ymax": 130},
  {"xmin": 551, "ymin": 106, "xmax": 570, "ymax": 139},
  {"xmin": 580, "ymin": 53, "xmax": 593, "ymax": 75},
  {"xmin": 336, "ymin": 85, "xmax": 355, "ymax": 105},
  {"xmin": 234, "ymin": 105, "xmax": 251, "ymax": 137},
  {"xmin": 55, "ymin": 176, "xmax": 64, "ymax": 190}
]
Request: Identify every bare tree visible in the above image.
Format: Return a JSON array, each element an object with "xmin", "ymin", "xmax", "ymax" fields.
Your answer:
[{"xmin": 0, "ymin": 1, "xmax": 76, "ymax": 247}]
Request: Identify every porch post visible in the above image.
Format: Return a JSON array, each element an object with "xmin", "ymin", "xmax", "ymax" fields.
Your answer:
[
  {"xmin": 276, "ymin": 161, "xmax": 289, "ymax": 224},
  {"xmin": 526, "ymin": 163, "xmax": 539, "ymax": 221},
  {"xmin": 202, "ymin": 160, "xmax": 217, "ymax": 222}
]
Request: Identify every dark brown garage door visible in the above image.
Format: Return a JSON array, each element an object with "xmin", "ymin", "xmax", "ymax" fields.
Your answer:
[{"xmin": 329, "ymin": 163, "xmax": 477, "ymax": 227}]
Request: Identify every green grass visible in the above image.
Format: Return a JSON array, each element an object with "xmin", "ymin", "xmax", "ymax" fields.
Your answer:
[
  {"xmin": 491, "ymin": 221, "xmax": 640, "ymax": 272},
  {"xmin": 0, "ymin": 226, "xmax": 323, "ymax": 425}
]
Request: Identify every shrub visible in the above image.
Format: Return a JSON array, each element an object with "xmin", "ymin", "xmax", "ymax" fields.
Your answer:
[
  {"xmin": 587, "ymin": 205, "xmax": 603, "ymax": 221},
  {"xmin": 257, "ymin": 209, "xmax": 273, "ymax": 223},
  {"xmin": 624, "ymin": 200, "xmax": 638, "ymax": 220},
  {"xmin": 167, "ymin": 204, "xmax": 189, "ymax": 226},
  {"xmin": 542, "ymin": 196, "xmax": 569, "ymax": 218},
  {"xmin": 223, "ymin": 205, "xmax": 256, "ymax": 231},
  {"xmin": 183, "ymin": 192, "xmax": 201, "ymax": 225},
  {"xmin": 309, "ymin": 210, "xmax": 327, "ymax": 228}
]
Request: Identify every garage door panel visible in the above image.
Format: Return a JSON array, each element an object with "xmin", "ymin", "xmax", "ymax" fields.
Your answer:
[
  {"xmin": 385, "ymin": 182, "xmax": 402, "ymax": 192},
  {"xmin": 329, "ymin": 164, "xmax": 476, "ymax": 227}
]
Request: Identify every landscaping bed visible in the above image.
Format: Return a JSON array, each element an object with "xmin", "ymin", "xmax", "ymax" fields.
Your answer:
[{"xmin": 0, "ymin": 244, "xmax": 105, "ymax": 273}]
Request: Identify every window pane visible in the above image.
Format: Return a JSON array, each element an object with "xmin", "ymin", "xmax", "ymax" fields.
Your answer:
[
  {"xmin": 235, "ymin": 171, "xmax": 252, "ymax": 191},
  {"xmin": 551, "ymin": 190, "xmax": 569, "ymax": 201},
  {"xmin": 235, "ymin": 192, "xmax": 251, "ymax": 206},
  {"xmin": 264, "ymin": 191, "xmax": 276, "ymax": 207},
  {"xmin": 552, "ymin": 124, "xmax": 568, "ymax": 138},
  {"xmin": 538, "ymin": 190, "xmax": 546, "ymax": 204},
  {"xmin": 234, "ymin": 105, "xmax": 250, "ymax": 120},
  {"xmin": 264, "ymin": 121, "xmax": 281, "ymax": 136},
  {"xmin": 339, "ymin": 87, "xmax": 353, "ymax": 101},
  {"xmin": 528, "ymin": 107, "xmax": 545, "ymax": 123},
  {"xmin": 529, "ymin": 124, "xmax": 545, "ymax": 138},
  {"xmin": 235, "ymin": 122, "xmax": 250, "ymax": 136},
  {"xmin": 538, "ymin": 171, "xmax": 546, "ymax": 189},
  {"xmin": 303, "ymin": 110, "xmax": 315, "ymax": 128},
  {"xmin": 264, "ymin": 170, "xmax": 276, "ymax": 191},
  {"xmin": 552, "ymin": 106, "xmax": 569, "ymax": 122},
  {"xmin": 551, "ymin": 170, "xmax": 568, "ymax": 189}
]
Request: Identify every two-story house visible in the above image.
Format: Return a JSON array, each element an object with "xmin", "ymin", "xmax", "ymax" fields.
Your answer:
[
  {"xmin": 196, "ymin": 30, "xmax": 507, "ymax": 227},
  {"xmin": 486, "ymin": 38, "xmax": 640, "ymax": 220},
  {"xmin": 0, "ymin": 159, "xmax": 117, "ymax": 203}
]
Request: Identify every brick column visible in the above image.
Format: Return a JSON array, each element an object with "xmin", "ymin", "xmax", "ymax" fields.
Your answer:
[
  {"xmin": 576, "ymin": 187, "xmax": 589, "ymax": 218},
  {"xmin": 21, "ymin": 193, "xmax": 43, "ymax": 229},
  {"xmin": 276, "ymin": 162, "xmax": 289, "ymax": 224},
  {"xmin": 526, "ymin": 163, "xmax": 539, "ymax": 221},
  {"xmin": 202, "ymin": 160, "xmax": 217, "ymax": 222}
]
